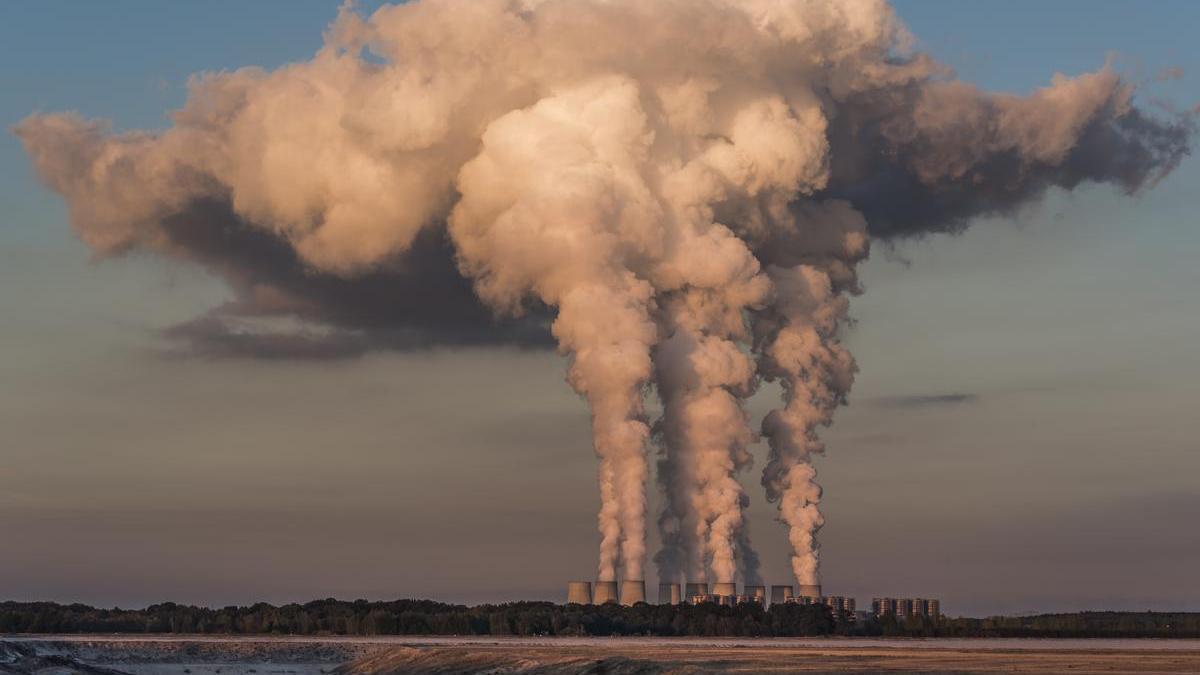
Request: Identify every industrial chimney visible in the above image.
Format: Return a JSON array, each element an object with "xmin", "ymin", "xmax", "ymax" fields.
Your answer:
[
  {"xmin": 593, "ymin": 580, "xmax": 619, "ymax": 604},
  {"xmin": 619, "ymin": 580, "xmax": 646, "ymax": 605},
  {"xmin": 770, "ymin": 585, "xmax": 794, "ymax": 605},
  {"xmin": 712, "ymin": 582, "xmax": 736, "ymax": 599},
  {"xmin": 566, "ymin": 581, "xmax": 592, "ymax": 605},
  {"xmin": 797, "ymin": 584, "xmax": 822, "ymax": 599},
  {"xmin": 658, "ymin": 583, "xmax": 681, "ymax": 605}
]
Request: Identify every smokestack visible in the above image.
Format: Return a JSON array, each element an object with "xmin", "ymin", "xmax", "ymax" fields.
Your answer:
[
  {"xmin": 712, "ymin": 582, "xmax": 736, "ymax": 598},
  {"xmin": 770, "ymin": 585, "xmax": 794, "ymax": 605},
  {"xmin": 745, "ymin": 585, "xmax": 766, "ymax": 605},
  {"xmin": 658, "ymin": 583, "xmax": 681, "ymax": 605},
  {"xmin": 797, "ymin": 584, "xmax": 822, "ymax": 599},
  {"xmin": 619, "ymin": 579, "xmax": 646, "ymax": 605},
  {"xmin": 566, "ymin": 581, "xmax": 592, "ymax": 605},
  {"xmin": 685, "ymin": 582, "xmax": 708, "ymax": 600},
  {"xmin": 592, "ymin": 580, "xmax": 618, "ymax": 604}
]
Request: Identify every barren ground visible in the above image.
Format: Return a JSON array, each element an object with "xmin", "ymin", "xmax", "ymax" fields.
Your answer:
[{"xmin": 4, "ymin": 636, "xmax": 1200, "ymax": 674}]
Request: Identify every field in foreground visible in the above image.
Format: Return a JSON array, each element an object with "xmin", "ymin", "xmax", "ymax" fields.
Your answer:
[{"xmin": 4, "ymin": 636, "xmax": 1200, "ymax": 674}]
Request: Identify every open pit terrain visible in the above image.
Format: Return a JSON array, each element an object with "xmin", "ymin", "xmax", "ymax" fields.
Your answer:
[{"xmin": 4, "ymin": 636, "xmax": 1200, "ymax": 674}]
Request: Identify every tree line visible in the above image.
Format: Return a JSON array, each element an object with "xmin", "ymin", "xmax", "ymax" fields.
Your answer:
[
  {"xmin": 2, "ymin": 600, "xmax": 1198, "ymax": 638},
  {"xmin": 880, "ymin": 611, "xmax": 1200, "ymax": 639},
  {"xmin": 0, "ymin": 599, "xmax": 831, "ymax": 637}
]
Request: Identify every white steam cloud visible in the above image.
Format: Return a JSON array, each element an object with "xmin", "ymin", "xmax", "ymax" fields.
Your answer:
[{"xmin": 16, "ymin": 0, "xmax": 1190, "ymax": 589}]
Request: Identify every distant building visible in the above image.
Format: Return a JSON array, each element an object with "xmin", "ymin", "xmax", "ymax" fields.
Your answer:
[
  {"xmin": 871, "ymin": 597, "xmax": 895, "ymax": 616},
  {"xmin": 744, "ymin": 585, "xmax": 767, "ymax": 606},
  {"xmin": 824, "ymin": 596, "xmax": 856, "ymax": 616},
  {"xmin": 783, "ymin": 595, "xmax": 856, "ymax": 620},
  {"xmin": 872, "ymin": 597, "xmax": 940, "ymax": 619},
  {"xmin": 568, "ymin": 578, "xmax": 938, "ymax": 621},
  {"xmin": 770, "ymin": 585, "xmax": 794, "ymax": 604}
]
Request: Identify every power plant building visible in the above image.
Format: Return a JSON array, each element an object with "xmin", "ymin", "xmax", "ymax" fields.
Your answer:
[
  {"xmin": 796, "ymin": 584, "xmax": 822, "ymax": 599},
  {"xmin": 705, "ymin": 578, "xmax": 734, "ymax": 598},
  {"xmin": 872, "ymin": 597, "xmax": 941, "ymax": 619},
  {"xmin": 658, "ymin": 583, "xmax": 681, "ymax": 605},
  {"xmin": 619, "ymin": 580, "xmax": 646, "ymax": 605},
  {"xmin": 823, "ymin": 596, "xmax": 856, "ymax": 615},
  {"xmin": 592, "ymin": 581, "xmax": 619, "ymax": 604},
  {"xmin": 566, "ymin": 581, "xmax": 592, "ymax": 605},
  {"xmin": 784, "ymin": 594, "xmax": 856, "ymax": 617},
  {"xmin": 770, "ymin": 585, "xmax": 794, "ymax": 604},
  {"xmin": 566, "ymin": 580, "xmax": 938, "ymax": 618}
]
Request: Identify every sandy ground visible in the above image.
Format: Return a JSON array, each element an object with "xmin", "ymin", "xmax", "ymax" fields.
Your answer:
[
  {"xmin": 337, "ymin": 643, "xmax": 1200, "ymax": 674},
  {"xmin": 4, "ymin": 636, "xmax": 1200, "ymax": 674}
]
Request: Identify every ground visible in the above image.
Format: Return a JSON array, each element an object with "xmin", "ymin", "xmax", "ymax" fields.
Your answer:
[{"xmin": 3, "ymin": 636, "xmax": 1200, "ymax": 674}]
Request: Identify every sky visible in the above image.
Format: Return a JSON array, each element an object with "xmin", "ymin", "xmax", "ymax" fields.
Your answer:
[{"xmin": 1, "ymin": 1, "xmax": 1198, "ymax": 617}]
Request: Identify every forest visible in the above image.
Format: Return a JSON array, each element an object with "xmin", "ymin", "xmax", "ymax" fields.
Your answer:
[{"xmin": 2, "ymin": 600, "xmax": 1199, "ymax": 638}]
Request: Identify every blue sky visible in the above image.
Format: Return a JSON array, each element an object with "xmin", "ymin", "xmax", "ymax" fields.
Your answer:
[{"xmin": 1, "ymin": 1, "xmax": 1197, "ymax": 615}]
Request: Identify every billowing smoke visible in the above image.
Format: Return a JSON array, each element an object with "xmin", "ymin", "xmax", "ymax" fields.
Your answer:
[{"xmin": 16, "ymin": 0, "xmax": 1190, "ymax": 589}]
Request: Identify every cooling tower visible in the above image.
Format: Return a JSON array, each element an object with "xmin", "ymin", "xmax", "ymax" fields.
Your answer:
[
  {"xmin": 797, "ymin": 584, "xmax": 822, "ymax": 598},
  {"xmin": 619, "ymin": 579, "xmax": 646, "ymax": 605},
  {"xmin": 745, "ymin": 585, "xmax": 766, "ymax": 604},
  {"xmin": 593, "ymin": 580, "xmax": 619, "ymax": 604},
  {"xmin": 770, "ymin": 585, "xmax": 794, "ymax": 604},
  {"xmin": 685, "ymin": 582, "xmax": 709, "ymax": 599},
  {"xmin": 566, "ymin": 581, "xmax": 592, "ymax": 605},
  {"xmin": 712, "ymin": 582, "xmax": 736, "ymax": 598},
  {"xmin": 658, "ymin": 583, "xmax": 682, "ymax": 605}
]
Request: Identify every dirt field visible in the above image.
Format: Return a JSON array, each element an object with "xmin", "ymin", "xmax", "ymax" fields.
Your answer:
[
  {"xmin": 4, "ymin": 636, "xmax": 1200, "ymax": 674},
  {"xmin": 336, "ymin": 642, "xmax": 1200, "ymax": 674}
]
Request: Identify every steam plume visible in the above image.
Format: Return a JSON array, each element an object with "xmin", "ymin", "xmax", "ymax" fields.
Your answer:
[{"xmin": 16, "ymin": 0, "xmax": 1190, "ymax": 588}]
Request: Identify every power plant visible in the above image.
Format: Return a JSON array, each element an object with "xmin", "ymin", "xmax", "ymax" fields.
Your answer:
[
  {"xmin": 619, "ymin": 580, "xmax": 646, "ymax": 605},
  {"xmin": 592, "ymin": 580, "xmax": 619, "ymax": 604},
  {"xmin": 872, "ymin": 597, "xmax": 941, "ymax": 619},
  {"xmin": 565, "ymin": 580, "xmax": 941, "ymax": 619},
  {"xmin": 566, "ymin": 581, "xmax": 592, "ymax": 605}
]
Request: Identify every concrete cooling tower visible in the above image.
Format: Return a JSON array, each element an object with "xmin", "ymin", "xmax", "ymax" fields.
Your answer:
[
  {"xmin": 619, "ymin": 580, "xmax": 646, "ymax": 605},
  {"xmin": 797, "ymin": 584, "xmax": 822, "ymax": 599},
  {"xmin": 745, "ymin": 585, "xmax": 766, "ymax": 604},
  {"xmin": 770, "ymin": 585, "xmax": 794, "ymax": 604},
  {"xmin": 593, "ymin": 580, "xmax": 619, "ymax": 604},
  {"xmin": 712, "ymin": 582, "xmax": 737, "ymax": 598},
  {"xmin": 566, "ymin": 581, "xmax": 592, "ymax": 605},
  {"xmin": 685, "ymin": 582, "xmax": 709, "ymax": 599},
  {"xmin": 658, "ymin": 583, "xmax": 681, "ymax": 605}
]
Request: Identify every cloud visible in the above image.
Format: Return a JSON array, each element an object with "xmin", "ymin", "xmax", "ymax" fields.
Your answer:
[
  {"xmin": 162, "ymin": 316, "xmax": 370, "ymax": 361},
  {"xmin": 151, "ymin": 198, "xmax": 556, "ymax": 357},
  {"xmin": 13, "ymin": 3, "xmax": 1191, "ymax": 363},
  {"xmin": 868, "ymin": 392, "xmax": 979, "ymax": 409},
  {"xmin": 823, "ymin": 79, "xmax": 1194, "ymax": 240}
]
